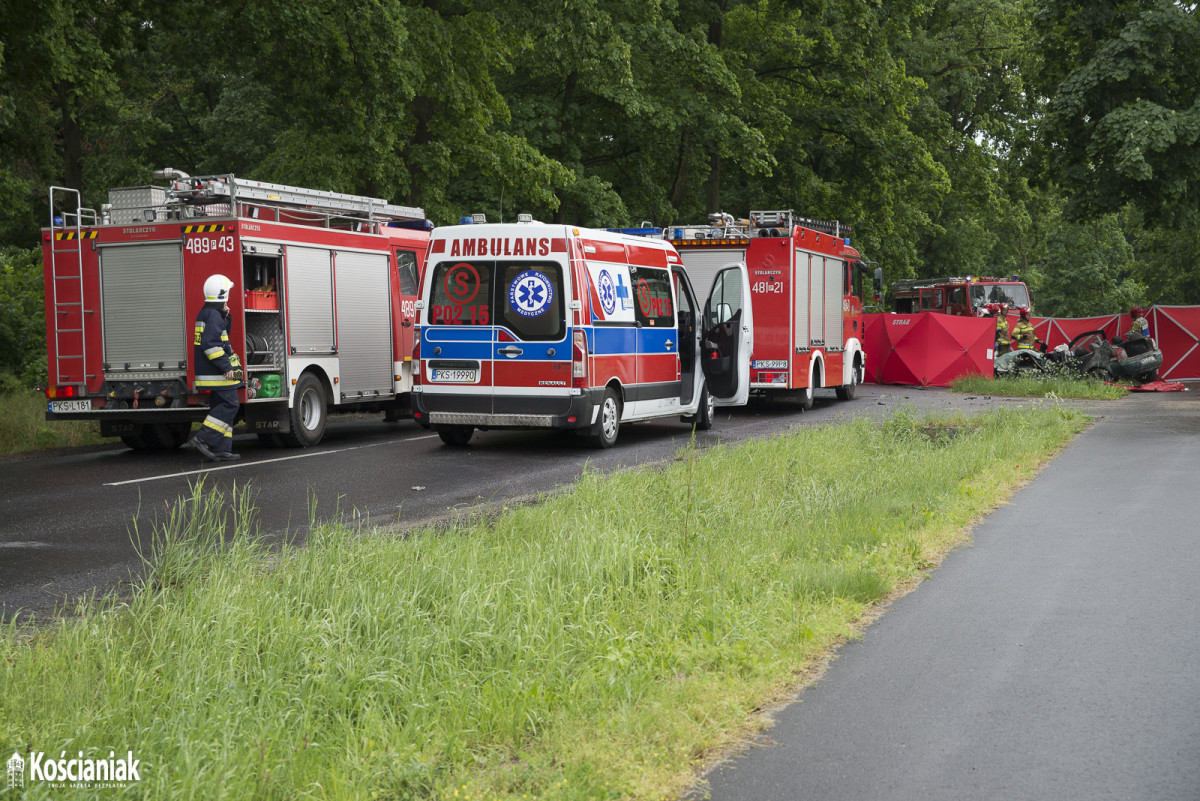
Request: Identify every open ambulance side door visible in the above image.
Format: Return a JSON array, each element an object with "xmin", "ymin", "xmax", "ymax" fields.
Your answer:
[{"xmin": 701, "ymin": 262, "xmax": 753, "ymax": 406}]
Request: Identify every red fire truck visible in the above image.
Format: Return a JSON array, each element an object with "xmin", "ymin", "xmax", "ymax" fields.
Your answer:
[
  {"xmin": 665, "ymin": 210, "xmax": 873, "ymax": 408},
  {"xmin": 891, "ymin": 275, "xmax": 1032, "ymax": 316},
  {"xmin": 42, "ymin": 171, "xmax": 430, "ymax": 449}
]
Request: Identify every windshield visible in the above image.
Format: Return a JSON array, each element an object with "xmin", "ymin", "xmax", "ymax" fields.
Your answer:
[
  {"xmin": 970, "ymin": 283, "xmax": 1030, "ymax": 308},
  {"xmin": 1069, "ymin": 332, "xmax": 1106, "ymax": 356}
]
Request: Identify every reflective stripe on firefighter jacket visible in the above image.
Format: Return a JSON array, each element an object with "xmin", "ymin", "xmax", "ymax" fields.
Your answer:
[
  {"xmin": 1130, "ymin": 316, "xmax": 1149, "ymax": 338},
  {"xmin": 1011, "ymin": 320, "xmax": 1037, "ymax": 349},
  {"xmin": 193, "ymin": 304, "xmax": 243, "ymax": 389}
]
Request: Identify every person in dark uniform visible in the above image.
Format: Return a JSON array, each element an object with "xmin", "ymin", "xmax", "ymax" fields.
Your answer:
[{"xmin": 191, "ymin": 274, "xmax": 243, "ymax": 461}]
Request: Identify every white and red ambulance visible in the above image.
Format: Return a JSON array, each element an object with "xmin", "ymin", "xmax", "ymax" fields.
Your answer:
[{"xmin": 412, "ymin": 218, "xmax": 752, "ymax": 447}]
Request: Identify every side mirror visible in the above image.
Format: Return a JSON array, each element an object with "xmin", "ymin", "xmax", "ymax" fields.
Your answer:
[
  {"xmin": 717, "ymin": 302, "xmax": 733, "ymax": 324},
  {"xmin": 873, "ymin": 266, "xmax": 884, "ymax": 292}
]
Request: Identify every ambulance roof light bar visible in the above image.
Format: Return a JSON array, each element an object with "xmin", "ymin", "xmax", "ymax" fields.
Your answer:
[{"xmin": 605, "ymin": 223, "xmax": 664, "ymax": 238}]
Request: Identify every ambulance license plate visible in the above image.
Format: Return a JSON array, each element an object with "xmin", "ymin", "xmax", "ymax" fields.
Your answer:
[
  {"xmin": 430, "ymin": 368, "xmax": 478, "ymax": 383},
  {"xmin": 49, "ymin": 399, "xmax": 92, "ymax": 413}
]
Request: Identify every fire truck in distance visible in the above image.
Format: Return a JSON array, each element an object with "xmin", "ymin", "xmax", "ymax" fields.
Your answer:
[
  {"xmin": 665, "ymin": 210, "xmax": 875, "ymax": 408},
  {"xmin": 891, "ymin": 275, "xmax": 1032, "ymax": 316},
  {"xmin": 42, "ymin": 171, "xmax": 430, "ymax": 449}
]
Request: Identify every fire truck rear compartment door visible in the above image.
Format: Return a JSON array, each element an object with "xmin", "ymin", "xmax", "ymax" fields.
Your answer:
[
  {"xmin": 677, "ymin": 249, "xmax": 743, "ymax": 300},
  {"xmin": 794, "ymin": 250, "xmax": 810, "ymax": 351},
  {"xmin": 701, "ymin": 263, "xmax": 753, "ymax": 406},
  {"xmin": 825, "ymin": 257, "xmax": 844, "ymax": 350},
  {"xmin": 335, "ymin": 251, "xmax": 393, "ymax": 399},
  {"xmin": 810, "ymin": 255, "xmax": 826, "ymax": 343},
  {"xmin": 98, "ymin": 242, "xmax": 186, "ymax": 376},
  {"xmin": 287, "ymin": 246, "xmax": 334, "ymax": 354}
]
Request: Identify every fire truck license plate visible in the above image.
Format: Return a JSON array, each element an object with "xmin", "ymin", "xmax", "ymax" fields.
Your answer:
[
  {"xmin": 430, "ymin": 368, "xmax": 478, "ymax": 383},
  {"xmin": 49, "ymin": 399, "xmax": 91, "ymax": 413}
]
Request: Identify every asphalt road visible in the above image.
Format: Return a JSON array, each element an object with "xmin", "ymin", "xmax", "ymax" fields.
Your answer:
[
  {"xmin": 1, "ymin": 384, "xmax": 1029, "ymax": 623},
  {"xmin": 702, "ymin": 387, "xmax": 1200, "ymax": 801}
]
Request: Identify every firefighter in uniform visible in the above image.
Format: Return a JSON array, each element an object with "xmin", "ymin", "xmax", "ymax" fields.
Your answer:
[
  {"xmin": 1011, "ymin": 307, "xmax": 1038, "ymax": 350},
  {"xmin": 992, "ymin": 304, "xmax": 1012, "ymax": 355},
  {"xmin": 1129, "ymin": 306, "xmax": 1150, "ymax": 338},
  {"xmin": 191, "ymin": 274, "xmax": 243, "ymax": 461}
]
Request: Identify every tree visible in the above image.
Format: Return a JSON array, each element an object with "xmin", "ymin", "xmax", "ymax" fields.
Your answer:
[
  {"xmin": 0, "ymin": 0, "xmax": 145, "ymax": 244},
  {"xmin": 0, "ymin": 246, "xmax": 46, "ymax": 386},
  {"xmin": 1031, "ymin": 0, "xmax": 1200, "ymax": 226},
  {"xmin": 900, "ymin": 0, "xmax": 1038, "ymax": 279},
  {"xmin": 1031, "ymin": 211, "xmax": 1144, "ymax": 317}
]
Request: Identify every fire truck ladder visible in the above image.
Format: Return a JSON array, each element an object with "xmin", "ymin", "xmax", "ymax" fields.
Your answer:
[
  {"xmin": 47, "ymin": 186, "xmax": 97, "ymax": 388},
  {"xmin": 750, "ymin": 210, "xmax": 851, "ymax": 239},
  {"xmin": 166, "ymin": 174, "xmax": 425, "ymax": 227}
]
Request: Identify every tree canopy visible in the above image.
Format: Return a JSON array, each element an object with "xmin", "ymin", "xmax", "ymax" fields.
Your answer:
[{"xmin": 1, "ymin": 0, "xmax": 1197, "ymax": 337}]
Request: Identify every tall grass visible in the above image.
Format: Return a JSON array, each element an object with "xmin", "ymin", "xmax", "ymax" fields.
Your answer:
[
  {"xmin": 952, "ymin": 373, "xmax": 1128, "ymax": 399},
  {"xmin": 0, "ymin": 406, "xmax": 1088, "ymax": 800},
  {"xmin": 0, "ymin": 390, "xmax": 106, "ymax": 454}
]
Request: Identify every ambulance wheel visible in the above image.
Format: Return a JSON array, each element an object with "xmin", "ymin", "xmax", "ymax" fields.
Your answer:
[
  {"xmin": 593, "ymin": 388, "xmax": 621, "ymax": 449},
  {"xmin": 694, "ymin": 384, "xmax": 715, "ymax": 431},
  {"xmin": 283, "ymin": 372, "xmax": 327, "ymax": 448},
  {"xmin": 438, "ymin": 426, "xmax": 474, "ymax": 446},
  {"xmin": 797, "ymin": 383, "xmax": 814, "ymax": 411},
  {"xmin": 835, "ymin": 366, "xmax": 859, "ymax": 401}
]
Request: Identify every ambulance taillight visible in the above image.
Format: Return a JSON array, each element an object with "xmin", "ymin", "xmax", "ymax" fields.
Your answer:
[
  {"xmin": 572, "ymin": 330, "xmax": 587, "ymax": 388},
  {"xmin": 411, "ymin": 328, "xmax": 421, "ymax": 379}
]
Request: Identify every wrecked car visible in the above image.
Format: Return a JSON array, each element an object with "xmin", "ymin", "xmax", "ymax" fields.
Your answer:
[
  {"xmin": 994, "ymin": 347, "xmax": 1050, "ymax": 377},
  {"xmin": 1046, "ymin": 330, "xmax": 1163, "ymax": 384}
]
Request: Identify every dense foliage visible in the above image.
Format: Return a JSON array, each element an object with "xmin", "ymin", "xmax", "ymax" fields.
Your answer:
[{"xmin": 1, "ymin": 0, "xmax": 1196, "ymax": 387}]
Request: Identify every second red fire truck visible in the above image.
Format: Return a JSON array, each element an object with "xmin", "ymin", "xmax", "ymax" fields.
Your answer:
[
  {"xmin": 666, "ymin": 210, "xmax": 874, "ymax": 409},
  {"xmin": 891, "ymin": 275, "xmax": 1032, "ymax": 316}
]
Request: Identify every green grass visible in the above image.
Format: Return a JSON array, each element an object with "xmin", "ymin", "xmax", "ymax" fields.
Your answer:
[
  {"xmin": 0, "ymin": 406, "xmax": 1088, "ymax": 800},
  {"xmin": 0, "ymin": 390, "xmax": 106, "ymax": 454},
  {"xmin": 952, "ymin": 373, "xmax": 1128, "ymax": 399}
]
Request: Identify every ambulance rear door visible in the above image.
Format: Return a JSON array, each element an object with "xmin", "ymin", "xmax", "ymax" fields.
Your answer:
[
  {"xmin": 491, "ymin": 258, "xmax": 572, "ymax": 416},
  {"xmin": 701, "ymin": 263, "xmax": 753, "ymax": 406},
  {"xmin": 423, "ymin": 258, "xmax": 496, "ymax": 414}
]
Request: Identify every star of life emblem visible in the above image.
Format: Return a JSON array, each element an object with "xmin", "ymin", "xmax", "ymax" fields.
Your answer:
[
  {"xmin": 598, "ymin": 270, "xmax": 617, "ymax": 315},
  {"xmin": 509, "ymin": 270, "xmax": 554, "ymax": 318}
]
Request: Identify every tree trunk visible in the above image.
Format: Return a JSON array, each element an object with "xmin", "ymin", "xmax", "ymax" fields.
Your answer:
[
  {"xmin": 704, "ymin": 13, "xmax": 724, "ymax": 214},
  {"xmin": 706, "ymin": 151, "xmax": 721, "ymax": 214},
  {"xmin": 57, "ymin": 82, "xmax": 83, "ymax": 191},
  {"xmin": 669, "ymin": 129, "xmax": 691, "ymax": 210}
]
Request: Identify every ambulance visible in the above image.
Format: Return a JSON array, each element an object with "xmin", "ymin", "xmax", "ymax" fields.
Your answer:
[{"xmin": 412, "ymin": 217, "xmax": 752, "ymax": 447}]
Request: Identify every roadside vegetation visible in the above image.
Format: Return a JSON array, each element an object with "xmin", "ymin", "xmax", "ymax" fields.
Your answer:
[
  {"xmin": 0, "ymin": 406, "xmax": 1087, "ymax": 800},
  {"xmin": 951, "ymin": 373, "xmax": 1128, "ymax": 400},
  {"xmin": 0, "ymin": 387, "xmax": 105, "ymax": 454}
]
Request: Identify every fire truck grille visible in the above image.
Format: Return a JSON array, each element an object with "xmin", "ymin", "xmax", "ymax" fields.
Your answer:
[{"xmin": 429, "ymin": 412, "xmax": 559, "ymax": 427}]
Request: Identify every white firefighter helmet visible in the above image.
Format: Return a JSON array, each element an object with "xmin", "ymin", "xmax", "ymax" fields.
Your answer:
[{"xmin": 203, "ymin": 274, "xmax": 234, "ymax": 303}]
